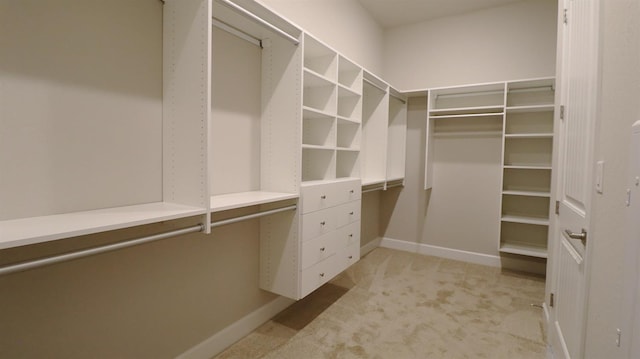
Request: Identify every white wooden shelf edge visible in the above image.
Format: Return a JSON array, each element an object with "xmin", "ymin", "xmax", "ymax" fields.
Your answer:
[
  {"xmin": 336, "ymin": 147, "xmax": 360, "ymax": 152},
  {"xmin": 505, "ymin": 104, "xmax": 554, "ymax": 113},
  {"xmin": 502, "ymin": 190, "xmax": 551, "ymax": 197},
  {"xmin": 337, "ymin": 116, "xmax": 360, "ymax": 124},
  {"xmin": 304, "ymin": 68, "xmax": 336, "ymax": 86},
  {"xmin": 499, "ymin": 242, "xmax": 548, "ymax": 258},
  {"xmin": 429, "ymin": 112, "xmax": 504, "ymax": 119},
  {"xmin": 501, "ymin": 215, "xmax": 550, "ymax": 226},
  {"xmin": 337, "ymin": 83, "xmax": 361, "ymax": 96},
  {"xmin": 503, "ymin": 165, "xmax": 553, "ymax": 170},
  {"xmin": 505, "ymin": 133, "xmax": 553, "ymax": 138},
  {"xmin": 0, "ymin": 202, "xmax": 206, "ymax": 250},
  {"xmin": 361, "ymin": 178, "xmax": 386, "ymax": 187},
  {"xmin": 302, "ymin": 144, "xmax": 335, "ymax": 150},
  {"xmin": 303, "ymin": 106, "xmax": 335, "ymax": 119},
  {"xmin": 210, "ymin": 191, "xmax": 299, "ymax": 212},
  {"xmin": 429, "ymin": 105, "xmax": 504, "ymax": 114}
]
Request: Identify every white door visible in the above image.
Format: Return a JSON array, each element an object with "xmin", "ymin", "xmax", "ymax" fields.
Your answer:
[{"xmin": 550, "ymin": 0, "xmax": 600, "ymax": 358}]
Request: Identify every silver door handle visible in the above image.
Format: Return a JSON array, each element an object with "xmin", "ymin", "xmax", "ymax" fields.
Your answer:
[{"xmin": 564, "ymin": 228, "xmax": 587, "ymax": 243}]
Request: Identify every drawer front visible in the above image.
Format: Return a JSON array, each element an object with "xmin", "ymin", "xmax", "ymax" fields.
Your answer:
[
  {"xmin": 301, "ymin": 208, "xmax": 335, "ymax": 241},
  {"xmin": 335, "ymin": 221, "xmax": 360, "ymax": 249},
  {"xmin": 335, "ymin": 179, "xmax": 361, "ymax": 203},
  {"xmin": 301, "ymin": 232, "xmax": 337, "ymax": 269},
  {"xmin": 300, "ymin": 183, "xmax": 339, "ymax": 214},
  {"xmin": 300, "ymin": 256, "xmax": 335, "ymax": 297},
  {"xmin": 334, "ymin": 243, "xmax": 360, "ymax": 274},
  {"xmin": 335, "ymin": 200, "xmax": 361, "ymax": 228}
]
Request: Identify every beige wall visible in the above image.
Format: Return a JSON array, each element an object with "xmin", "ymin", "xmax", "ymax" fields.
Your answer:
[
  {"xmin": 383, "ymin": 0, "xmax": 558, "ymax": 90},
  {"xmin": 380, "ymin": 1, "xmax": 557, "ymax": 266},
  {"xmin": 584, "ymin": 0, "xmax": 640, "ymax": 357},
  {"xmin": 258, "ymin": 0, "xmax": 385, "ymax": 74}
]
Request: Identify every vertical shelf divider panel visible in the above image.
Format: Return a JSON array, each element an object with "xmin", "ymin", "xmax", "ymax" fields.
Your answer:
[
  {"xmin": 164, "ymin": 0, "xmax": 212, "ymax": 232},
  {"xmin": 361, "ymin": 71, "xmax": 389, "ymax": 189},
  {"xmin": 386, "ymin": 88, "xmax": 408, "ymax": 186}
]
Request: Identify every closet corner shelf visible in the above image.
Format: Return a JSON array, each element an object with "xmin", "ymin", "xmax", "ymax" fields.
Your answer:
[
  {"xmin": 337, "ymin": 83, "xmax": 361, "ymax": 97},
  {"xmin": 337, "ymin": 116, "xmax": 360, "ymax": 124},
  {"xmin": 0, "ymin": 202, "xmax": 206, "ymax": 250},
  {"xmin": 505, "ymin": 104, "xmax": 554, "ymax": 113},
  {"xmin": 501, "ymin": 215, "xmax": 550, "ymax": 226},
  {"xmin": 504, "ymin": 133, "xmax": 553, "ymax": 139},
  {"xmin": 303, "ymin": 106, "xmax": 335, "ymax": 119},
  {"xmin": 502, "ymin": 190, "xmax": 551, "ymax": 198},
  {"xmin": 429, "ymin": 112, "xmax": 504, "ymax": 120},
  {"xmin": 499, "ymin": 242, "xmax": 548, "ymax": 258},
  {"xmin": 210, "ymin": 191, "xmax": 298, "ymax": 212},
  {"xmin": 429, "ymin": 105, "xmax": 505, "ymax": 116},
  {"xmin": 302, "ymin": 144, "xmax": 335, "ymax": 151},
  {"xmin": 336, "ymin": 146, "xmax": 360, "ymax": 152},
  {"xmin": 503, "ymin": 164, "xmax": 552, "ymax": 170},
  {"xmin": 304, "ymin": 68, "xmax": 336, "ymax": 87}
]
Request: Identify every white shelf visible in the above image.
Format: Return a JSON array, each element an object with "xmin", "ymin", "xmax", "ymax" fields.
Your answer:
[
  {"xmin": 429, "ymin": 112, "xmax": 504, "ymax": 120},
  {"xmin": 501, "ymin": 215, "xmax": 550, "ymax": 226},
  {"xmin": 499, "ymin": 242, "xmax": 548, "ymax": 258},
  {"xmin": 210, "ymin": 191, "xmax": 298, "ymax": 212},
  {"xmin": 302, "ymin": 144, "xmax": 335, "ymax": 151},
  {"xmin": 336, "ymin": 147, "xmax": 360, "ymax": 152},
  {"xmin": 338, "ymin": 83, "xmax": 361, "ymax": 96},
  {"xmin": 503, "ymin": 165, "xmax": 552, "ymax": 170},
  {"xmin": 429, "ymin": 105, "xmax": 504, "ymax": 116},
  {"xmin": 506, "ymin": 104, "xmax": 554, "ymax": 113},
  {"xmin": 304, "ymin": 68, "xmax": 336, "ymax": 87},
  {"xmin": 505, "ymin": 133, "xmax": 553, "ymax": 138},
  {"xmin": 502, "ymin": 190, "xmax": 551, "ymax": 198},
  {"xmin": 0, "ymin": 202, "xmax": 206, "ymax": 250},
  {"xmin": 303, "ymin": 106, "xmax": 335, "ymax": 120},
  {"xmin": 361, "ymin": 178, "xmax": 387, "ymax": 187},
  {"xmin": 337, "ymin": 116, "xmax": 360, "ymax": 124}
]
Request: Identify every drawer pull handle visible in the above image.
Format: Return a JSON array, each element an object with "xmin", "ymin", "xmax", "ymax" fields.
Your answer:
[
  {"xmin": 320, "ymin": 221, "xmax": 326, "ymax": 226},
  {"xmin": 350, "ymin": 190, "xmax": 354, "ymax": 194},
  {"xmin": 349, "ymin": 234, "xmax": 353, "ymax": 238},
  {"xmin": 320, "ymin": 247, "xmax": 325, "ymax": 251},
  {"xmin": 321, "ymin": 195, "xmax": 326, "ymax": 199},
  {"xmin": 348, "ymin": 255, "xmax": 353, "ymax": 259},
  {"xmin": 319, "ymin": 273, "xmax": 325, "ymax": 277},
  {"xmin": 349, "ymin": 211, "xmax": 354, "ymax": 215}
]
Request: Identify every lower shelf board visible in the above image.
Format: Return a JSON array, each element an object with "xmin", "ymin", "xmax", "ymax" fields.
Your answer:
[
  {"xmin": 0, "ymin": 202, "xmax": 206, "ymax": 250},
  {"xmin": 501, "ymin": 214, "xmax": 550, "ymax": 226},
  {"xmin": 210, "ymin": 191, "xmax": 299, "ymax": 212},
  {"xmin": 500, "ymin": 242, "xmax": 548, "ymax": 259}
]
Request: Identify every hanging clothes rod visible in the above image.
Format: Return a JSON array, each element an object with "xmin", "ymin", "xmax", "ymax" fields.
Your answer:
[
  {"xmin": 210, "ymin": 205, "xmax": 297, "ymax": 228},
  {"xmin": 217, "ymin": 0, "xmax": 299, "ymax": 46},
  {"xmin": 213, "ymin": 18, "xmax": 262, "ymax": 47},
  {"xmin": 386, "ymin": 182, "xmax": 404, "ymax": 189},
  {"xmin": 362, "ymin": 186, "xmax": 384, "ymax": 194},
  {"xmin": 363, "ymin": 77, "xmax": 387, "ymax": 93},
  {"xmin": 0, "ymin": 224, "xmax": 206, "ymax": 276}
]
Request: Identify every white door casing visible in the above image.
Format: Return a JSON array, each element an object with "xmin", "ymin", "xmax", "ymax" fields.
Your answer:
[{"xmin": 550, "ymin": 0, "xmax": 600, "ymax": 358}]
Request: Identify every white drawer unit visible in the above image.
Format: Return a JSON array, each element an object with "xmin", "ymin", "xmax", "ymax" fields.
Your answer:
[{"xmin": 261, "ymin": 178, "xmax": 361, "ymax": 300}]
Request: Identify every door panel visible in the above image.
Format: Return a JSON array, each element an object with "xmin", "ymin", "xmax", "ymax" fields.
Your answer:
[{"xmin": 551, "ymin": 0, "xmax": 600, "ymax": 358}]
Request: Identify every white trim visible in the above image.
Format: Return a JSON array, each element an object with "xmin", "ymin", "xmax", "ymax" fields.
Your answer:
[
  {"xmin": 177, "ymin": 296, "xmax": 295, "ymax": 359},
  {"xmin": 380, "ymin": 237, "xmax": 501, "ymax": 267},
  {"xmin": 360, "ymin": 237, "xmax": 382, "ymax": 256},
  {"xmin": 543, "ymin": 302, "xmax": 550, "ymax": 324}
]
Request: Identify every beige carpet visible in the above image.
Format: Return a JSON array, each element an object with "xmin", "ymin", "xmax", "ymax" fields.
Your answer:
[{"xmin": 215, "ymin": 248, "xmax": 547, "ymax": 358}]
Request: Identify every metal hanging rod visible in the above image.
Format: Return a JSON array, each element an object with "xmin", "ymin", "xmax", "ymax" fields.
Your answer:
[
  {"xmin": 362, "ymin": 186, "xmax": 384, "ymax": 194},
  {"xmin": 213, "ymin": 18, "xmax": 262, "ymax": 47},
  {"xmin": 386, "ymin": 182, "xmax": 404, "ymax": 189},
  {"xmin": 210, "ymin": 205, "xmax": 297, "ymax": 228},
  {"xmin": 363, "ymin": 77, "xmax": 387, "ymax": 93},
  {"xmin": 217, "ymin": 0, "xmax": 299, "ymax": 46},
  {"xmin": 0, "ymin": 224, "xmax": 206, "ymax": 276}
]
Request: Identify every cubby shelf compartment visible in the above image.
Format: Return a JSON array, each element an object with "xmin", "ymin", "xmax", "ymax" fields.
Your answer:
[
  {"xmin": 499, "ymin": 220, "xmax": 549, "ymax": 259},
  {"xmin": 210, "ymin": 192, "xmax": 299, "ymax": 212},
  {"xmin": 0, "ymin": 203, "xmax": 206, "ymax": 250},
  {"xmin": 303, "ymin": 34, "xmax": 337, "ymax": 82},
  {"xmin": 338, "ymin": 55, "xmax": 362, "ymax": 94}
]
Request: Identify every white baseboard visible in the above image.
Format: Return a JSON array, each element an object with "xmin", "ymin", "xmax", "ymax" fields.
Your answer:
[
  {"xmin": 380, "ymin": 237, "xmax": 501, "ymax": 267},
  {"xmin": 360, "ymin": 237, "xmax": 382, "ymax": 256},
  {"xmin": 177, "ymin": 296, "xmax": 295, "ymax": 359}
]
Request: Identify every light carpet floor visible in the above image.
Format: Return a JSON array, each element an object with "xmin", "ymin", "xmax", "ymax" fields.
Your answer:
[{"xmin": 215, "ymin": 247, "xmax": 547, "ymax": 358}]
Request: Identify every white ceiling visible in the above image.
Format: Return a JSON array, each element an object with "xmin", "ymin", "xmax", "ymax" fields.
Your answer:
[{"xmin": 357, "ymin": 0, "xmax": 525, "ymax": 28}]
